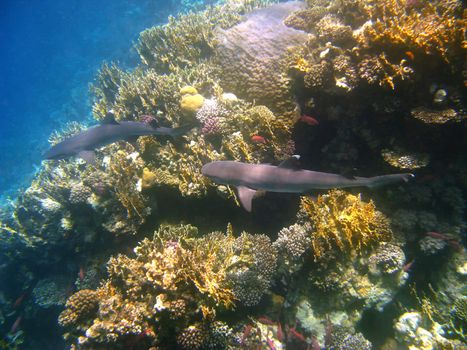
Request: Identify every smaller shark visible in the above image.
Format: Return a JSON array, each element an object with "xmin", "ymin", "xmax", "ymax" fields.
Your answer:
[
  {"xmin": 202, "ymin": 157, "xmax": 414, "ymax": 212},
  {"xmin": 44, "ymin": 114, "xmax": 193, "ymax": 163}
]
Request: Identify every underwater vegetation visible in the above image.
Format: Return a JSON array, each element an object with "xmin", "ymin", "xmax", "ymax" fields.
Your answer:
[{"xmin": 0, "ymin": 0, "xmax": 465, "ymax": 349}]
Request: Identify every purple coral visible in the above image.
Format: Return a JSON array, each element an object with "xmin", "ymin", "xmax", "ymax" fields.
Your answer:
[
  {"xmin": 196, "ymin": 98, "xmax": 227, "ymax": 136},
  {"xmin": 201, "ymin": 116, "xmax": 222, "ymax": 136}
]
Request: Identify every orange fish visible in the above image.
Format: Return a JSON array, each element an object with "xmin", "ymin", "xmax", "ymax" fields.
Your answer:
[
  {"xmin": 405, "ymin": 51, "xmax": 415, "ymax": 60},
  {"xmin": 299, "ymin": 115, "xmax": 319, "ymax": 126},
  {"xmin": 79, "ymin": 266, "xmax": 85, "ymax": 282},
  {"xmin": 251, "ymin": 135, "xmax": 267, "ymax": 144},
  {"xmin": 13, "ymin": 292, "xmax": 27, "ymax": 308}
]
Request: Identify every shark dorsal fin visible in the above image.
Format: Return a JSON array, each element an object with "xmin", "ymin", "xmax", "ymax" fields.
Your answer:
[
  {"xmin": 237, "ymin": 186, "xmax": 257, "ymax": 212},
  {"xmin": 102, "ymin": 112, "xmax": 119, "ymax": 125},
  {"xmin": 278, "ymin": 155, "xmax": 301, "ymax": 170}
]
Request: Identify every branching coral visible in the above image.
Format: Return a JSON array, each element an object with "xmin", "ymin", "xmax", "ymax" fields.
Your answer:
[
  {"xmin": 136, "ymin": 1, "xmax": 273, "ymax": 73},
  {"xmin": 355, "ymin": 0, "xmax": 466, "ymax": 64},
  {"xmin": 299, "ymin": 190, "xmax": 392, "ymax": 260},
  {"xmin": 91, "ymin": 63, "xmax": 216, "ymax": 122},
  {"xmin": 59, "ymin": 224, "xmax": 276, "ymax": 348}
]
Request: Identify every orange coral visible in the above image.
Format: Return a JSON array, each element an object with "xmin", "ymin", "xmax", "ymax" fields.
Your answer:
[
  {"xmin": 356, "ymin": 0, "xmax": 466, "ymax": 63},
  {"xmin": 300, "ymin": 190, "xmax": 392, "ymax": 260}
]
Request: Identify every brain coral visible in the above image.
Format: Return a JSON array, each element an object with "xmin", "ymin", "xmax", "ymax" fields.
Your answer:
[{"xmin": 214, "ymin": 1, "xmax": 308, "ymax": 119}]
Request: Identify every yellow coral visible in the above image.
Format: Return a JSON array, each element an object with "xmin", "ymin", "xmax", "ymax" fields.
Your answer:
[
  {"xmin": 180, "ymin": 85, "xmax": 198, "ymax": 95},
  {"xmin": 356, "ymin": 0, "xmax": 466, "ymax": 63},
  {"xmin": 300, "ymin": 190, "xmax": 392, "ymax": 260},
  {"xmin": 180, "ymin": 93, "xmax": 205, "ymax": 114}
]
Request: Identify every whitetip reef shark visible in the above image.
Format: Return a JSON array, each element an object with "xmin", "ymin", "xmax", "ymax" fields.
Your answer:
[
  {"xmin": 202, "ymin": 157, "xmax": 414, "ymax": 212},
  {"xmin": 44, "ymin": 114, "xmax": 193, "ymax": 164}
]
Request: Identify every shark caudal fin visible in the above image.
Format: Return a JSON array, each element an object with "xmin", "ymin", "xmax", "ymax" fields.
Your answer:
[
  {"xmin": 237, "ymin": 186, "xmax": 257, "ymax": 212},
  {"xmin": 366, "ymin": 173, "xmax": 414, "ymax": 188}
]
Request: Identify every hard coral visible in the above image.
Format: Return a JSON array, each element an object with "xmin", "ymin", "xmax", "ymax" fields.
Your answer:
[
  {"xmin": 59, "ymin": 224, "xmax": 275, "ymax": 348},
  {"xmin": 58, "ymin": 289, "xmax": 98, "ymax": 328},
  {"xmin": 356, "ymin": 0, "xmax": 466, "ymax": 64},
  {"xmin": 299, "ymin": 190, "xmax": 392, "ymax": 260},
  {"xmin": 214, "ymin": 1, "xmax": 308, "ymax": 118}
]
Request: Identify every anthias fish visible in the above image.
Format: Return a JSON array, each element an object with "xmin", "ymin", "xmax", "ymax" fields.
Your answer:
[
  {"xmin": 202, "ymin": 157, "xmax": 414, "ymax": 212},
  {"xmin": 44, "ymin": 114, "xmax": 193, "ymax": 163}
]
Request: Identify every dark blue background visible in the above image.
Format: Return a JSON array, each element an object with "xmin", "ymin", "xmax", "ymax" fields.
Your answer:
[{"xmin": 0, "ymin": 0, "xmax": 180, "ymax": 201}]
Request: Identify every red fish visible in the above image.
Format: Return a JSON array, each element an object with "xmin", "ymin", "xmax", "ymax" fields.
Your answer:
[
  {"xmin": 277, "ymin": 322, "xmax": 283, "ymax": 342},
  {"xmin": 310, "ymin": 336, "xmax": 321, "ymax": 350},
  {"xmin": 251, "ymin": 135, "xmax": 267, "ymax": 144},
  {"xmin": 289, "ymin": 327, "xmax": 307, "ymax": 343},
  {"xmin": 426, "ymin": 232, "xmax": 462, "ymax": 251},
  {"xmin": 266, "ymin": 338, "xmax": 277, "ymax": 350},
  {"xmin": 257, "ymin": 316, "xmax": 276, "ymax": 325},
  {"xmin": 10, "ymin": 315, "xmax": 22, "ymax": 334},
  {"xmin": 299, "ymin": 115, "xmax": 319, "ymax": 126},
  {"xmin": 240, "ymin": 324, "xmax": 253, "ymax": 344},
  {"xmin": 13, "ymin": 292, "xmax": 27, "ymax": 308},
  {"xmin": 79, "ymin": 266, "xmax": 85, "ymax": 282},
  {"xmin": 403, "ymin": 259, "xmax": 415, "ymax": 272}
]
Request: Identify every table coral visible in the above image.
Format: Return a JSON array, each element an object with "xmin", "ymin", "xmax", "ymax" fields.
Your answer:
[{"xmin": 299, "ymin": 189, "xmax": 392, "ymax": 260}]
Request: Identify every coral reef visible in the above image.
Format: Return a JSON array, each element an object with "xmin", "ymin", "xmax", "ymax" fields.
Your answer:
[
  {"xmin": 0, "ymin": 1, "xmax": 465, "ymax": 349},
  {"xmin": 58, "ymin": 224, "xmax": 276, "ymax": 348},
  {"xmin": 327, "ymin": 326, "xmax": 372, "ymax": 350},
  {"xmin": 298, "ymin": 190, "xmax": 392, "ymax": 260},
  {"xmin": 214, "ymin": 1, "xmax": 308, "ymax": 118}
]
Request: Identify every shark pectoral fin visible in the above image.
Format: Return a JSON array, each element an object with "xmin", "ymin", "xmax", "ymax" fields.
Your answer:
[
  {"xmin": 78, "ymin": 150, "xmax": 96, "ymax": 164},
  {"xmin": 278, "ymin": 155, "xmax": 301, "ymax": 170},
  {"xmin": 237, "ymin": 186, "xmax": 257, "ymax": 212},
  {"xmin": 125, "ymin": 136, "xmax": 139, "ymax": 147}
]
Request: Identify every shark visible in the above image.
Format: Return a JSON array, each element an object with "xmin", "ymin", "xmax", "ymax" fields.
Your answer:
[
  {"xmin": 201, "ymin": 157, "xmax": 414, "ymax": 212},
  {"xmin": 44, "ymin": 114, "xmax": 193, "ymax": 163}
]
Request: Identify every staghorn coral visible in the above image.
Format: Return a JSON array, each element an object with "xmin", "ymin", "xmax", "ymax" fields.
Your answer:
[
  {"xmin": 91, "ymin": 62, "xmax": 215, "ymax": 123},
  {"xmin": 299, "ymin": 190, "xmax": 392, "ymax": 260},
  {"xmin": 136, "ymin": 1, "xmax": 272, "ymax": 73}
]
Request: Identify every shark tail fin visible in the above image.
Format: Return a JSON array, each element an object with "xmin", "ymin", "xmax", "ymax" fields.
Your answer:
[{"xmin": 367, "ymin": 173, "xmax": 414, "ymax": 188}]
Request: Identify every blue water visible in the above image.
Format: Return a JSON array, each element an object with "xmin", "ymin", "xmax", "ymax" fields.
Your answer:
[{"xmin": 0, "ymin": 0, "xmax": 183, "ymax": 203}]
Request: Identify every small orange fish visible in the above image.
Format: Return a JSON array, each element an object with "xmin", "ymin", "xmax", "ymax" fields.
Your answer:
[
  {"xmin": 299, "ymin": 115, "xmax": 319, "ymax": 126},
  {"xmin": 405, "ymin": 51, "xmax": 415, "ymax": 60},
  {"xmin": 251, "ymin": 135, "xmax": 266, "ymax": 144},
  {"xmin": 403, "ymin": 259, "xmax": 415, "ymax": 272},
  {"xmin": 79, "ymin": 266, "xmax": 85, "ymax": 282},
  {"xmin": 276, "ymin": 322, "xmax": 283, "ymax": 342},
  {"xmin": 13, "ymin": 292, "xmax": 27, "ymax": 308},
  {"xmin": 288, "ymin": 327, "xmax": 307, "ymax": 343}
]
